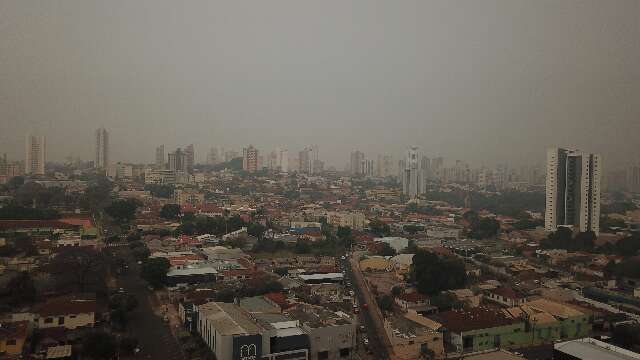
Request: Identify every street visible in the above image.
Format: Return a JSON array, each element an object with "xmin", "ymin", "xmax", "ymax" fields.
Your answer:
[
  {"xmin": 112, "ymin": 248, "xmax": 184, "ymax": 360},
  {"xmin": 343, "ymin": 255, "xmax": 390, "ymax": 360}
]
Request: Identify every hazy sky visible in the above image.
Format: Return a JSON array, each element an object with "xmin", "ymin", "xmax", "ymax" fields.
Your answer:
[{"xmin": 1, "ymin": 0, "xmax": 639, "ymax": 169}]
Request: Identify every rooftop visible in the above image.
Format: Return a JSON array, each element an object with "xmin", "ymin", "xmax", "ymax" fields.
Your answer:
[
  {"xmin": 46, "ymin": 345, "xmax": 73, "ymax": 359},
  {"xmin": 286, "ymin": 304, "xmax": 353, "ymax": 328},
  {"xmin": 0, "ymin": 320, "xmax": 28, "ymax": 341},
  {"xmin": 34, "ymin": 296, "xmax": 97, "ymax": 317},
  {"xmin": 555, "ymin": 338, "xmax": 640, "ymax": 360},
  {"xmin": 240, "ymin": 296, "xmax": 281, "ymax": 314},
  {"xmin": 198, "ymin": 302, "xmax": 262, "ymax": 335},
  {"xmin": 430, "ymin": 307, "xmax": 520, "ymax": 333}
]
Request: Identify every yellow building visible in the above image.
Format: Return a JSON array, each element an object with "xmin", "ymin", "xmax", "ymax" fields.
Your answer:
[
  {"xmin": 0, "ymin": 321, "xmax": 28, "ymax": 357},
  {"xmin": 385, "ymin": 314, "xmax": 444, "ymax": 360}
]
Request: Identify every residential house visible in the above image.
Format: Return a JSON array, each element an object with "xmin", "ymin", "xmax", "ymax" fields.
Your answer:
[
  {"xmin": 429, "ymin": 307, "xmax": 526, "ymax": 353},
  {"xmin": 0, "ymin": 321, "xmax": 29, "ymax": 357},
  {"xmin": 384, "ymin": 315, "xmax": 444, "ymax": 360},
  {"xmin": 33, "ymin": 297, "xmax": 97, "ymax": 330},
  {"xmin": 485, "ymin": 287, "xmax": 527, "ymax": 307},
  {"xmin": 395, "ymin": 292, "xmax": 432, "ymax": 312}
]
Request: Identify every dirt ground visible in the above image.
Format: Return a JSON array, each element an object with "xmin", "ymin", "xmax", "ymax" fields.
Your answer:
[{"xmin": 364, "ymin": 271, "xmax": 398, "ymax": 295}]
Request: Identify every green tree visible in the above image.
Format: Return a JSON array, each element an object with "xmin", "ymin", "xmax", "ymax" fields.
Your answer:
[
  {"xmin": 144, "ymin": 184, "xmax": 175, "ymax": 198},
  {"xmin": 0, "ymin": 203, "xmax": 60, "ymax": 220},
  {"xmin": 105, "ymin": 199, "xmax": 139, "ymax": 222},
  {"xmin": 129, "ymin": 241, "xmax": 150, "ymax": 261},
  {"xmin": 541, "ymin": 228, "xmax": 595, "ymax": 251},
  {"xmin": 247, "ymin": 222, "xmax": 267, "ymax": 238},
  {"xmin": 378, "ymin": 295, "xmax": 394, "ymax": 312},
  {"xmin": 468, "ymin": 218, "xmax": 500, "ymax": 240},
  {"xmin": 294, "ymin": 239, "xmax": 312, "ymax": 254},
  {"xmin": 160, "ymin": 204, "xmax": 182, "ymax": 219},
  {"xmin": 110, "ymin": 293, "xmax": 139, "ymax": 330},
  {"xmin": 80, "ymin": 176, "xmax": 113, "ymax": 212},
  {"xmin": 430, "ymin": 292, "xmax": 463, "ymax": 311},
  {"xmin": 49, "ymin": 247, "xmax": 105, "ymax": 293},
  {"xmin": 411, "ymin": 250, "xmax": 467, "ymax": 296},
  {"xmin": 119, "ymin": 337, "xmax": 139, "ymax": 356},
  {"xmin": 612, "ymin": 323, "xmax": 640, "ymax": 352},
  {"xmin": 6, "ymin": 176, "xmax": 25, "ymax": 190},
  {"xmin": 140, "ymin": 258, "xmax": 170, "ymax": 289},
  {"xmin": 7, "ymin": 271, "xmax": 37, "ymax": 306},
  {"xmin": 600, "ymin": 216, "xmax": 627, "ymax": 232},
  {"xmin": 336, "ymin": 226, "xmax": 353, "ymax": 248},
  {"xmin": 403, "ymin": 224, "xmax": 422, "ymax": 234},
  {"xmin": 82, "ymin": 332, "xmax": 117, "ymax": 359},
  {"xmin": 376, "ymin": 243, "xmax": 397, "ymax": 257},
  {"xmin": 370, "ymin": 219, "xmax": 391, "ymax": 236}
]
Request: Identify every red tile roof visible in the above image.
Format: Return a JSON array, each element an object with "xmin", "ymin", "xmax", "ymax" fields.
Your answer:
[
  {"xmin": 431, "ymin": 307, "xmax": 519, "ymax": 333},
  {"xmin": 0, "ymin": 320, "xmax": 28, "ymax": 341},
  {"xmin": 489, "ymin": 286, "xmax": 521, "ymax": 300},
  {"xmin": 0, "ymin": 220, "xmax": 75, "ymax": 230},
  {"xmin": 59, "ymin": 217, "xmax": 94, "ymax": 229},
  {"xmin": 398, "ymin": 292, "xmax": 429, "ymax": 303},
  {"xmin": 33, "ymin": 297, "xmax": 97, "ymax": 317}
]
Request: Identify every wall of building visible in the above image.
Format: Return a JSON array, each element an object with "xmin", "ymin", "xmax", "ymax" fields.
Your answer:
[
  {"xmin": 304, "ymin": 323, "xmax": 356, "ymax": 360},
  {"xmin": 37, "ymin": 312, "xmax": 94, "ymax": 330},
  {"xmin": 453, "ymin": 322, "xmax": 527, "ymax": 353}
]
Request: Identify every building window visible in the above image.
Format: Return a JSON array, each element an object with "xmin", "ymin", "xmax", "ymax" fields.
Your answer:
[
  {"xmin": 44, "ymin": 318, "xmax": 53, "ymax": 324},
  {"xmin": 339, "ymin": 348, "xmax": 350, "ymax": 358},
  {"xmin": 7, "ymin": 339, "xmax": 17, "ymax": 345},
  {"xmin": 59, "ymin": 316, "xmax": 65, "ymax": 325},
  {"xmin": 318, "ymin": 351, "xmax": 329, "ymax": 360}
]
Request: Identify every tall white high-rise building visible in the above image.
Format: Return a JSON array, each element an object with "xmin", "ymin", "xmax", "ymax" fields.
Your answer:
[
  {"xmin": 279, "ymin": 149, "xmax": 289, "ymax": 173},
  {"xmin": 155, "ymin": 145, "xmax": 165, "ymax": 169},
  {"xmin": 168, "ymin": 148, "xmax": 187, "ymax": 172},
  {"xmin": 402, "ymin": 146, "xmax": 422, "ymax": 198},
  {"xmin": 95, "ymin": 128, "xmax": 109, "ymax": 168},
  {"xmin": 184, "ymin": 144, "xmax": 195, "ymax": 173},
  {"xmin": 25, "ymin": 135, "xmax": 46, "ymax": 175},
  {"xmin": 545, "ymin": 148, "xmax": 602, "ymax": 235},
  {"xmin": 242, "ymin": 145, "xmax": 258, "ymax": 172},
  {"xmin": 350, "ymin": 150, "xmax": 365, "ymax": 175}
]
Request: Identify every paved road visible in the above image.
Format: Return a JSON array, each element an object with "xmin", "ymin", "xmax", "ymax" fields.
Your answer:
[
  {"xmin": 344, "ymin": 255, "xmax": 390, "ymax": 360},
  {"xmin": 111, "ymin": 248, "xmax": 184, "ymax": 360}
]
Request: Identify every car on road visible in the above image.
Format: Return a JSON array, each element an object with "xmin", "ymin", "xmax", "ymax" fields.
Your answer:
[{"xmin": 362, "ymin": 303, "xmax": 368, "ymax": 309}]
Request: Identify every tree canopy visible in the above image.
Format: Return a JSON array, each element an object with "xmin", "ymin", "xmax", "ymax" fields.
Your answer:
[
  {"xmin": 375, "ymin": 242, "xmax": 397, "ymax": 257},
  {"xmin": 411, "ymin": 250, "xmax": 467, "ymax": 296},
  {"xmin": 0, "ymin": 202, "xmax": 60, "ymax": 220},
  {"xmin": 49, "ymin": 247, "xmax": 106, "ymax": 293},
  {"xmin": 463, "ymin": 211, "xmax": 500, "ymax": 239},
  {"xmin": 144, "ymin": 184, "xmax": 175, "ymax": 198},
  {"xmin": 540, "ymin": 229, "xmax": 596, "ymax": 252},
  {"xmin": 105, "ymin": 199, "xmax": 139, "ymax": 222},
  {"xmin": 369, "ymin": 219, "xmax": 391, "ymax": 236},
  {"xmin": 82, "ymin": 332, "xmax": 117, "ymax": 360},
  {"xmin": 160, "ymin": 203, "xmax": 181, "ymax": 219},
  {"xmin": 141, "ymin": 257, "xmax": 170, "ymax": 289}
]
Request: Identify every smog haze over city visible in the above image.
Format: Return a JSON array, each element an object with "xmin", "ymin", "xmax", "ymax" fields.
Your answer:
[
  {"xmin": 1, "ymin": 0, "xmax": 639, "ymax": 168},
  {"xmin": 3, "ymin": 2, "xmax": 640, "ymax": 360}
]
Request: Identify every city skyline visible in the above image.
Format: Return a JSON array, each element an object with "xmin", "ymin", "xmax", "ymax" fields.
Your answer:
[{"xmin": 1, "ymin": 1, "xmax": 639, "ymax": 169}]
